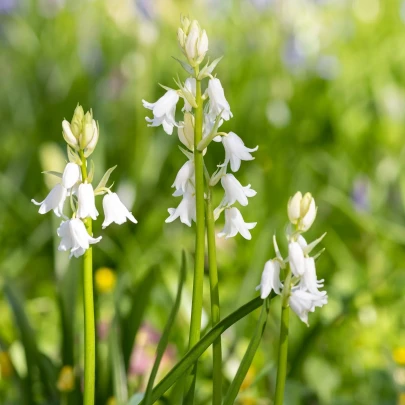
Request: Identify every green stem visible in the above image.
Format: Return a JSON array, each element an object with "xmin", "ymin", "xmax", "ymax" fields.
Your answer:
[
  {"xmin": 79, "ymin": 150, "xmax": 95, "ymax": 405},
  {"xmin": 184, "ymin": 66, "xmax": 206, "ymax": 404},
  {"xmin": 274, "ymin": 268, "xmax": 292, "ymax": 405},
  {"xmin": 205, "ymin": 187, "xmax": 222, "ymax": 405}
]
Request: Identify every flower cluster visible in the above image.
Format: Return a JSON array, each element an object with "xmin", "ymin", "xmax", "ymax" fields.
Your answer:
[
  {"xmin": 142, "ymin": 16, "xmax": 258, "ymax": 239},
  {"xmin": 32, "ymin": 105, "xmax": 137, "ymax": 258},
  {"xmin": 257, "ymin": 192, "xmax": 327, "ymax": 325}
]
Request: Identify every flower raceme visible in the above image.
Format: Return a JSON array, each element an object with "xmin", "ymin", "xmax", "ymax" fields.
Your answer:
[
  {"xmin": 258, "ymin": 192, "xmax": 327, "ymax": 326},
  {"xmin": 32, "ymin": 105, "xmax": 138, "ymax": 258},
  {"xmin": 142, "ymin": 17, "xmax": 258, "ymax": 240}
]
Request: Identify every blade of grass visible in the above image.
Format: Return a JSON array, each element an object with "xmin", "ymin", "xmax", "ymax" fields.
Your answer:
[
  {"xmin": 143, "ymin": 251, "xmax": 187, "ymax": 405},
  {"xmin": 222, "ymin": 298, "xmax": 270, "ymax": 405},
  {"xmin": 136, "ymin": 294, "xmax": 275, "ymax": 405}
]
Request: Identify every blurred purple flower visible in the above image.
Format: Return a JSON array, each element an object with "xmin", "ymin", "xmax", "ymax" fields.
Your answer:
[
  {"xmin": 282, "ymin": 35, "xmax": 307, "ymax": 71},
  {"xmin": 351, "ymin": 176, "xmax": 370, "ymax": 212},
  {"xmin": 316, "ymin": 55, "xmax": 340, "ymax": 80},
  {"xmin": 0, "ymin": 0, "xmax": 16, "ymax": 14}
]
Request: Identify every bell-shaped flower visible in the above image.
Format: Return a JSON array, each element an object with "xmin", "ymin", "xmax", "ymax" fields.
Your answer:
[
  {"xmin": 57, "ymin": 218, "xmax": 102, "ymax": 258},
  {"xmin": 32, "ymin": 183, "xmax": 67, "ymax": 218},
  {"xmin": 77, "ymin": 183, "xmax": 99, "ymax": 220},
  {"xmin": 299, "ymin": 257, "xmax": 325, "ymax": 295},
  {"xmin": 62, "ymin": 163, "xmax": 81, "ymax": 189},
  {"xmin": 207, "ymin": 78, "xmax": 233, "ymax": 121},
  {"xmin": 143, "ymin": 90, "xmax": 179, "ymax": 135},
  {"xmin": 172, "ymin": 160, "xmax": 195, "ymax": 195},
  {"xmin": 222, "ymin": 132, "xmax": 258, "ymax": 172},
  {"xmin": 166, "ymin": 184, "xmax": 196, "ymax": 227},
  {"xmin": 182, "ymin": 78, "xmax": 196, "ymax": 112},
  {"xmin": 218, "ymin": 207, "xmax": 256, "ymax": 240},
  {"xmin": 256, "ymin": 260, "xmax": 282, "ymax": 299},
  {"xmin": 289, "ymin": 288, "xmax": 328, "ymax": 326},
  {"xmin": 288, "ymin": 241, "xmax": 305, "ymax": 276},
  {"xmin": 220, "ymin": 174, "xmax": 256, "ymax": 207},
  {"xmin": 102, "ymin": 192, "xmax": 137, "ymax": 228}
]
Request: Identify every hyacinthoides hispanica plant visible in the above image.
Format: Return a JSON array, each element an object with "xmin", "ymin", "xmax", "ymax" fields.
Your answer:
[
  {"xmin": 143, "ymin": 16, "xmax": 258, "ymax": 404},
  {"xmin": 31, "ymin": 105, "xmax": 137, "ymax": 405},
  {"xmin": 256, "ymin": 192, "xmax": 327, "ymax": 404}
]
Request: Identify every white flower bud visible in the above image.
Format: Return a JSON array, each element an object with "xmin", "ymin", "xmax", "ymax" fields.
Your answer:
[
  {"xmin": 177, "ymin": 27, "xmax": 186, "ymax": 48},
  {"xmin": 196, "ymin": 29, "xmax": 208, "ymax": 64},
  {"xmin": 80, "ymin": 112, "xmax": 95, "ymax": 150},
  {"xmin": 70, "ymin": 104, "xmax": 84, "ymax": 138},
  {"xmin": 185, "ymin": 20, "xmax": 199, "ymax": 61},
  {"xmin": 178, "ymin": 112, "xmax": 194, "ymax": 150},
  {"xmin": 287, "ymin": 191, "xmax": 302, "ymax": 224},
  {"xmin": 300, "ymin": 197, "xmax": 317, "ymax": 232},
  {"xmin": 84, "ymin": 120, "xmax": 99, "ymax": 157},
  {"xmin": 62, "ymin": 120, "xmax": 79, "ymax": 149}
]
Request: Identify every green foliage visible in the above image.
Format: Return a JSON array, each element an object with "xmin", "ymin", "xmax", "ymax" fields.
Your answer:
[{"xmin": 1, "ymin": 0, "xmax": 405, "ymax": 404}]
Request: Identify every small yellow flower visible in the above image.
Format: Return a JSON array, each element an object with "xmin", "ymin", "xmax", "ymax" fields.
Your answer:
[
  {"xmin": 106, "ymin": 397, "xmax": 116, "ymax": 405},
  {"xmin": 398, "ymin": 392, "xmax": 405, "ymax": 405},
  {"xmin": 0, "ymin": 351, "xmax": 13, "ymax": 378},
  {"xmin": 95, "ymin": 267, "xmax": 117, "ymax": 294},
  {"xmin": 57, "ymin": 366, "xmax": 75, "ymax": 392},
  {"xmin": 241, "ymin": 366, "xmax": 255, "ymax": 391},
  {"xmin": 394, "ymin": 348, "xmax": 405, "ymax": 365}
]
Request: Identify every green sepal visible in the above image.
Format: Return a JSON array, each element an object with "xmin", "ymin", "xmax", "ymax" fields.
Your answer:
[
  {"xmin": 197, "ymin": 56, "xmax": 223, "ymax": 80},
  {"xmin": 67, "ymin": 145, "xmax": 81, "ymax": 165},
  {"xmin": 172, "ymin": 57, "xmax": 194, "ymax": 75},
  {"xmin": 94, "ymin": 165, "xmax": 117, "ymax": 193},
  {"xmin": 41, "ymin": 171, "xmax": 63, "ymax": 179},
  {"xmin": 87, "ymin": 160, "xmax": 95, "ymax": 183}
]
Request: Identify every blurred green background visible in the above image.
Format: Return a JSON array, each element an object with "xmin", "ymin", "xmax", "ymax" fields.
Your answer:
[{"xmin": 1, "ymin": 0, "xmax": 405, "ymax": 404}]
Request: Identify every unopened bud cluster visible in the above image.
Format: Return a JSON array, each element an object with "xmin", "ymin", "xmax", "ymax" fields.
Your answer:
[
  {"xmin": 177, "ymin": 16, "xmax": 209, "ymax": 67},
  {"xmin": 143, "ymin": 17, "xmax": 258, "ymax": 239},
  {"xmin": 257, "ymin": 192, "xmax": 327, "ymax": 326},
  {"xmin": 32, "ymin": 105, "xmax": 137, "ymax": 258},
  {"xmin": 62, "ymin": 105, "xmax": 99, "ymax": 157}
]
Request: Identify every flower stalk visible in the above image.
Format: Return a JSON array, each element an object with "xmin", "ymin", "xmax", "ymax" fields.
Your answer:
[
  {"xmin": 184, "ymin": 67, "xmax": 206, "ymax": 405},
  {"xmin": 274, "ymin": 267, "xmax": 291, "ymax": 405},
  {"xmin": 79, "ymin": 150, "xmax": 96, "ymax": 405},
  {"xmin": 206, "ymin": 186, "xmax": 222, "ymax": 405}
]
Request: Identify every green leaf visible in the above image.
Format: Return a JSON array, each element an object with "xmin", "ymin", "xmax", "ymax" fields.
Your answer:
[
  {"xmin": 121, "ymin": 266, "xmax": 158, "ymax": 370},
  {"xmin": 172, "ymin": 57, "xmax": 194, "ymax": 75},
  {"xmin": 137, "ymin": 294, "xmax": 274, "ymax": 405},
  {"xmin": 41, "ymin": 170, "xmax": 63, "ymax": 178},
  {"xmin": 143, "ymin": 252, "xmax": 187, "ymax": 405},
  {"xmin": 222, "ymin": 299, "xmax": 270, "ymax": 405},
  {"xmin": 109, "ymin": 319, "xmax": 128, "ymax": 404},
  {"xmin": 95, "ymin": 165, "xmax": 117, "ymax": 192},
  {"xmin": 4, "ymin": 283, "xmax": 58, "ymax": 403}
]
